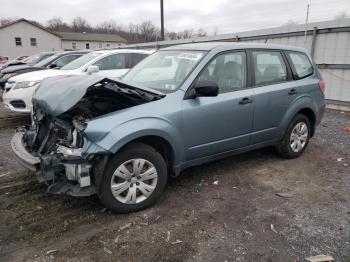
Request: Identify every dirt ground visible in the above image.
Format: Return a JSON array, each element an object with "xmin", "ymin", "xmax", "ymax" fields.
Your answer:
[{"xmin": 0, "ymin": 102, "xmax": 349, "ymax": 262}]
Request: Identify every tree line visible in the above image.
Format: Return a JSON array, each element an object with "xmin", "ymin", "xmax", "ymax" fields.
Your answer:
[{"xmin": 0, "ymin": 16, "xmax": 208, "ymax": 43}]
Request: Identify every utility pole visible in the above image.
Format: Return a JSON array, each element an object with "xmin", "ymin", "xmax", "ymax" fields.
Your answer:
[
  {"xmin": 160, "ymin": 0, "xmax": 165, "ymax": 40},
  {"xmin": 304, "ymin": 3, "xmax": 310, "ymax": 46}
]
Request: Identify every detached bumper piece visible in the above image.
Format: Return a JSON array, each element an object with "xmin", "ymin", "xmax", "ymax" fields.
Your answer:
[{"xmin": 11, "ymin": 132, "xmax": 40, "ymax": 171}]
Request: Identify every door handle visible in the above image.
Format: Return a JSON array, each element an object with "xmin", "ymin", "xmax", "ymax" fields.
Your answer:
[
  {"xmin": 288, "ymin": 89, "xmax": 297, "ymax": 95},
  {"xmin": 239, "ymin": 97, "xmax": 253, "ymax": 105}
]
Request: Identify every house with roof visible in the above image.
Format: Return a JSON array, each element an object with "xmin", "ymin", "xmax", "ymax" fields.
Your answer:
[
  {"xmin": 57, "ymin": 31, "xmax": 127, "ymax": 50},
  {"xmin": 0, "ymin": 19, "xmax": 128, "ymax": 60},
  {"xmin": 0, "ymin": 19, "xmax": 62, "ymax": 60}
]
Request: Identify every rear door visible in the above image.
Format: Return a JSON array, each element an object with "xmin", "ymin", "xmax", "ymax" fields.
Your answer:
[
  {"xmin": 92, "ymin": 53, "xmax": 129, "ymax": 78},
  {"xmin": 249, "ymin": 49, "xmax": 300, "ymax": 144}
]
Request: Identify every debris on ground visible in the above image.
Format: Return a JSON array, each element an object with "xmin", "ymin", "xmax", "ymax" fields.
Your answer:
[
  {"xmin": 114, "ymin": 235, "xmax": 121, "ymax": 243},
  {"xmin": 343, "ymin": 127, "xmax": 350, "ymax": 132},
  {"xmin": 100, "ymin": 208, "xmax": 107, "ymax": 213},
  {"xmin": 0, "ymin": 172, "xmax": 10, "ymax": 178},
  {"xmin": 337, "ymin": 157, "xmax": 345, "ymax": 162},
  {"xmin": 213, "ymin": 179, "xmax": 219, "ymax": 185},
  {"xmin": 195, "ymin": 180, "xmax": 205, "ymax": 191},
  {"xmin": 103, "ymin": 247, "xmax": 113, "ymax": 255},
  {"xmin": 171, "ymin": 240, "xmax": 183, "ymax": 245},
  {"xmin": 46, "ymin": 250, "xmax": 57, "ymax": 255},
  {"xmin": 244, "ymin": 230, "xmax": 253, "ymax": 236},
  {"xmin": 166, "ymin": 230, "xmax": 171, "ymax": 242},
  {"xmin": 305, "ymin": 254, "xmax": 334, "ymax": 262},
  {"xmin": 119, "ymin": 222, "xmax": 132, "ymax": 231},
  {"xmin": 270, "ymin": 224, "xmax": 278, "ymax": 234},
  {"xmin": 276, "ymin": 192, "xmax": 294, "ymax": 198}
]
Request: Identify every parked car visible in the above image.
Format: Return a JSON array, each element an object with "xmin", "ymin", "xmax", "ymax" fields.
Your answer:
[
  {"xmin": 2, "ymin": 49, "xmax": 153, "ymax": 112},
  {"xmin": 0, "ymin": 50, "xmax": 90, "ymax": 89},
  {"xmin": 0, "ymin": 56, "xmax": 9, "ymax": 65},
  {"xmin": 11, "ymin": 43, "xmax": 325, "ymax": 213},
  {"xmin": 0, "ymin": 52, "xmax": 55, "ymax": 71}
]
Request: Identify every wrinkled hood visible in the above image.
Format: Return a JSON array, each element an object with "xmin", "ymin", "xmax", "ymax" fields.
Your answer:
[
  {"xmin": 32, "ymin": 75, "xmax": 165, "ymax": 116},
  {"xmin": 9, "ymin": 69, "xmax": 76, "ymax": 82}
]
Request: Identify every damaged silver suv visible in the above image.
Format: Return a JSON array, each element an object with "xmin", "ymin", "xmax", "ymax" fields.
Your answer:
[{"xmin": 12, "ymin": 43, "xmax": 325, "ymax": 213}]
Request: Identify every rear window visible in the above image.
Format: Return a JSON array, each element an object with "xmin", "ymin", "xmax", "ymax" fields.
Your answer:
[
  {"xmin": 287, "ymin": 51, "xmax": 313, "ymax": 79},
  {"xmin": 252, "ymin": 51, "xmax": 287, "ymax": 86}
]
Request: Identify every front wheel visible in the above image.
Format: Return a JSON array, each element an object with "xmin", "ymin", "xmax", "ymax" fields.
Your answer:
[
  {"xmin": 276, "ymin": 114, "xmax": 311, "ymax": 159},
  {"xmin": 98, "ymin": 143, "xmax": 168, "ymax": 213}
]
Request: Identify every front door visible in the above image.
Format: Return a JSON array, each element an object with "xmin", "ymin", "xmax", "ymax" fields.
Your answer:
[{"xmin": 182, "ymin": 50, "xmax": 254, "ymax": 161}]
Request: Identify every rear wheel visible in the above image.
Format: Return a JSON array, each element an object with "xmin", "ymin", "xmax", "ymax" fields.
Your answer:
[
  {"xmin": 98, "ymin": 143, "xmax": 167, "ymax": 213},
  {"xmin": 276, "ymin": 114, "xmax": 311, "ymax": 159}
]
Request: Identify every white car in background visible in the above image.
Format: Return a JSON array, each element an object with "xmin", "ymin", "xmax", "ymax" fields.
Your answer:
[{"xmin": 2, "ymin": 49, "xmax": 153, "ymax": 113}]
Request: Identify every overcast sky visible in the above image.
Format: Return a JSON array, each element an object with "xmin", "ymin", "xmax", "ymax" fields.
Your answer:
[{"xmin": 0, "ymin": 0, "xmax": 349, "ymax": 34}]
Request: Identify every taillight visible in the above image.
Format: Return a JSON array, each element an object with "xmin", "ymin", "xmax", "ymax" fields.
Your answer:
[{"xmin": 319, "ymin": 80, "xmax": 326, "ymax": 92}]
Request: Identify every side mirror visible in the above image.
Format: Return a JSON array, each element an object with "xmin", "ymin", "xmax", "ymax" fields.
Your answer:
[
  {"xmin": 86, "ymin": 65, "xmax": 99, "ymax": 75},
  {"xmin": 49, "ymin": 64, "xmax": 57, "ymax": 69},
  {"xmin": 194, "ymin": 80, "xmax": 219, "ymax": 97}
]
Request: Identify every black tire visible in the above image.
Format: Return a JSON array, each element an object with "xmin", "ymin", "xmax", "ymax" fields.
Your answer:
[
  {"xmin": 276, "ymin": 114, "xmax": 311, "ymax": 159},
  {"xmin": 98, "ymin": 142, "xmax": 167, "ymax": 213}
]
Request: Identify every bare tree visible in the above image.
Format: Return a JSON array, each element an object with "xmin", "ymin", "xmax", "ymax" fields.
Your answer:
[
  {"xmin": 196, "ymin": 28, "xmax": 207, "ymax": 37},
  {"xmin": 334, "ymin": 12, "xmax": 349, "ymax": 21},
  {"xmin": 211, "ymin": 26, "xmax": 219, "ymax": 36},
  {"xmin": 0, "ymin": 17, "xmax": 16, "ymax": 26},
  {"xmin": 95, "ymin": 19, "xmax": 123, "ymax": 33},
  {"xmin": 138, "ymin": 21, "xmax": 160, "ymax": 42},
  {"xmin": 71, "ymin": 16, "xmax": 91, "ymax": 32},
  {"xmin": 46, "ymin": 17, "xmax": 70, "ymax": 31},
  {"xmin": 283, "ymin": 19, "xmax": 298, "ymax": 26}
]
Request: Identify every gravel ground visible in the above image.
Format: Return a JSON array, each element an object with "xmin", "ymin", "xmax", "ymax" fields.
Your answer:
[{"xmin": 0, "ymin": 107, "xmax": 349, "ymax": 262}]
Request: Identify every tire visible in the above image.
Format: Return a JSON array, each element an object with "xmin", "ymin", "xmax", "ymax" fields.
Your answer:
[
  {"xmin": 276, "ymin": 114, "xmax": 311, "ymax": 159},
  {"xmin": 98, "ymin": 142, "xmax": 168, "ymax": 213}
]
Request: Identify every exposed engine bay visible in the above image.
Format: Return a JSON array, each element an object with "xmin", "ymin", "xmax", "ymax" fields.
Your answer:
[{"xmin": 12, "ymin": 75, "xmax": 164, "ymax": 196}]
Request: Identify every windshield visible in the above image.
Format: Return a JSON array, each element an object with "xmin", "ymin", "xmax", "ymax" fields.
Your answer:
[
  {"xmin": 24, "ymin": 53, "xmax": 54, "ymax": 65},
  {"xmin": 61, "ymin": 52, "xmax": 101, "ymax": 70},
  {"xmin": 34, "ymin": 54, "xmax": 60, "ymax": 67},
  {"xmin": 122, "ymin": 50, "xmax": 206, "ymax": 92}
]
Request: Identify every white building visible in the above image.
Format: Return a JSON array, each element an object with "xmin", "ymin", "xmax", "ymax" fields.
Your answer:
[
  {"xmin": 0, "ymin": 19, "xmax": 128, "ymax": 60},
  {"xmin": 0, "ymin": 19, "xmax": 62, "ymax": 60},
  {"xmin": 57, "ymin": 31, "xmax": 127, "ymax": 50}
]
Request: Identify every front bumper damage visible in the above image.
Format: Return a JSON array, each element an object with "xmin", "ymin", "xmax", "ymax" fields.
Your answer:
[
  {"xmin": 11, "ymin": 130, "xmax": 97, "ymax": 196},
  {"xmin": 10, "ymin": 75, "xmax": 164, "ymax": 197}
]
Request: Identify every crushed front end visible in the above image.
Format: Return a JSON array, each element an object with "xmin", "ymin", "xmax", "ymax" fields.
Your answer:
[
  {"xmin": 12, "ymin": 105, "xmax": 98, "ymax": 196},
  {"xmin": 11, "ymin": 75, "xmax": 164, "ymax": 196}
]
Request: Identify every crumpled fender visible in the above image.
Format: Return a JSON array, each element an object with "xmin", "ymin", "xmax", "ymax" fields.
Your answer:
[{"xmin": 83, "ymin": 117, "xmax": 185, "ymax": 165}]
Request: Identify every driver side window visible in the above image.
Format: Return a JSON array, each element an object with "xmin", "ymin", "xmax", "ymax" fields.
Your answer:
[
  {"xmin": 93, "ymin": 53, "xmax": 126, "ymax": 70},
  {"xmin": 198, "ymin": 51, "xmax": 246, "ymax": 93}
]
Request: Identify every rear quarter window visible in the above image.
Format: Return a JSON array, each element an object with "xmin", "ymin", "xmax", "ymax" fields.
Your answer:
[{"xmin": 287, "ymin": 51, "xmax": 313, "ymax": 79}]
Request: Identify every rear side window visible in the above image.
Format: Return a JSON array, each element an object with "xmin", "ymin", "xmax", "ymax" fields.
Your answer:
[
  {"xmin": 287, "ymin": 52, "xmax": 313, "ymax": 79},
  {"xmin": 129, "ymin": 53, "xmax": 148, "ymax": 68},
  {"xmin": 52, "ymin": 54, "xmax": 82, "ymax": 68},
  {"xmin": 252, "ymin": 51, "xmax": 287, "ymax": 86},
  {"xmin": 93, "ymin": 53, "xmax": 126, "ymax": 70}
]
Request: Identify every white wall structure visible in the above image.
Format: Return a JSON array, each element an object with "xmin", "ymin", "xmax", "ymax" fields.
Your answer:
[
  {"xmin": 0, "ymin": 19, "xmax": 62, "ymax": 59},
  {"xmin": 0, "ymin": 19, "xmax": 128, "ymax": 60},
  {"xmin": 57, "ymin": 32, "xmax": 127, "ymax": 51},
  {"xmin": 124, "ymin": 19, "xmax": 350, "ymax": 109}
]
